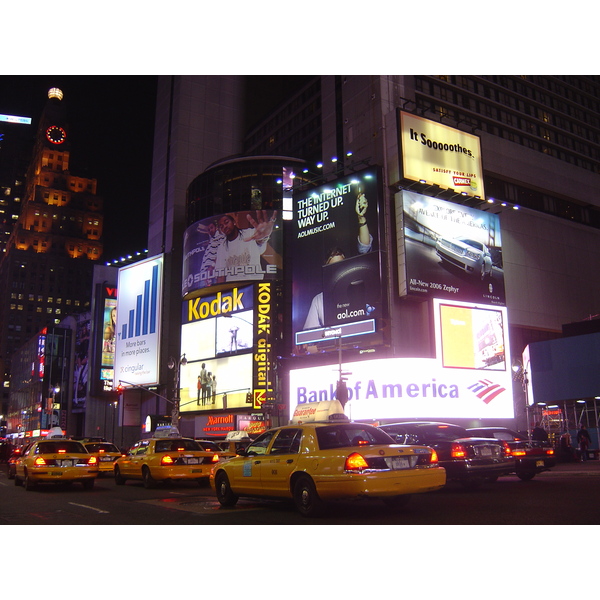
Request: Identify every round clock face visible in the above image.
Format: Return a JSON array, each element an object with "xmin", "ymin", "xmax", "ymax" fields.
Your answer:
[{"xmin": 46, "ymin": 125, "xmax": 66, "ymax": 144}]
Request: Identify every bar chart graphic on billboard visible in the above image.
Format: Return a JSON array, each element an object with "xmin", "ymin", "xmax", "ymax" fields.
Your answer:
[{"xmin": 114, "ymin": 255, "xmax": 163, "ymax": 387}]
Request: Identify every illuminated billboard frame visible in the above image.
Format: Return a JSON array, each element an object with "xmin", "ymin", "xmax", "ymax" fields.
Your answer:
[
  {"xmin": 288, "ymin": 299, "xmax": 513, "ymax": 421},
  {"xmin": 399, "ymin": 111, "xmax": 485, "ymax": 199},
  {"xmin": 291, "ymin": 167, "xmax": 384, "ymax": 350},
  {"xmin": 397, "ymin": 190, "xmax": 505, "ymax": 305},
  {"xmin": 182, "ymin": 209, "xmax": 282, "ymax": 297},
  {"xmin": 114, "ymin": 255, "xmax": 163, "ymax": 388}
]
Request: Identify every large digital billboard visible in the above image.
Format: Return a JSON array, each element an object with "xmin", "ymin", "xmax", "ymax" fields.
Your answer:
[
  {"xmin": 291, "ymin": 168, "xmax": 383, "ymax": 348},
  {"xmin": 397, "ymin": 190, "xmax": 505, "ymax": 305},
  {"xmin": 399, "ymin": 111, "xmax": 485, "ymax": 199},
  {"xmin": 182, "ymin": 209, "xmax": 282, "ymax": 297},
  {"xmin": 178, "ymin": 284, "xmax": 276, "ymax": 413},
  {"xmin": 114, "ymin": 255, "xmax": 163, "ymax": 387},
  {"xmin": 289, "ymin": 299, "xmax": 513, "ymax": 421}
]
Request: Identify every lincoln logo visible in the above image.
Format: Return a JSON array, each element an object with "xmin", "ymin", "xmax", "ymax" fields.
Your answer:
[{"xmin": 468, "ymin": 379, "xmax": 506, "ymax": 404}]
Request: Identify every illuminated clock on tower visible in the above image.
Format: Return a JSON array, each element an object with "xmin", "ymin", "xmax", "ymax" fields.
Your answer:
[{"xmin": 46, "ymin": 125, "xmax": 66, "ymax": 144}]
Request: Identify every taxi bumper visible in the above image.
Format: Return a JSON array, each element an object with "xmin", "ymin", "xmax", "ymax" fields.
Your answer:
[
  {"xmin": 314, "ymin": 466, "xmax": 446, "ymax": 499},
  {"xmin": 151, "ymin": 464, "xmax": 213, "ymax": 480},
  {"xmin": 26, "ymin": 467, "xmax": 98, "ymax": 482}
]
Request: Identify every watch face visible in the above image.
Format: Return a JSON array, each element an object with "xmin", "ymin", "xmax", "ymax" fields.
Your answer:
[{"xmin": 46, "ymin": 125, "xmax": 66, "ymax": 144}]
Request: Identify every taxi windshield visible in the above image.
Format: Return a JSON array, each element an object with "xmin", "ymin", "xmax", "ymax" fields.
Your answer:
[
  {"xmin": 317, "ymin": 424, "xmax": 394, "ymax": 450},
  {"xmin": 155, "ymin": 439, "xmax": 201, "ymax": 452},
  {"xmin": 38, "ymin": 441, "xmax": 85, "ymax": 454}
]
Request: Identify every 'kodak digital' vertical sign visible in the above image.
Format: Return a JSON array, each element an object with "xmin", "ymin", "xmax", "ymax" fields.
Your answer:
[{"xmin": 253, "ymin": 282, "xmax": 274, "ymax": 410}]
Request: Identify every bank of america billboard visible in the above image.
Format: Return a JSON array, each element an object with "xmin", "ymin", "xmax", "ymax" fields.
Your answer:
[
  {"xmin": 397, "ymin": 190, "xmax": 505, "ymax": 305},
  {"xmin": 289, "ymin": 299, "xmax": 513, "ymax": 421},
  {"xmin": 291, "ymin": 168, "xmax": 384, "ymax": 349},
  {"xmin": 399, "ymin": 111, "xmax": 485, "ymax": 199},
  {"xmin": 114, "ymin": 255, "xmax": 163, "ymax": 387},
  {"xmin": 182, "ymin": 210, "xmax": 282, "ymax": 297}
]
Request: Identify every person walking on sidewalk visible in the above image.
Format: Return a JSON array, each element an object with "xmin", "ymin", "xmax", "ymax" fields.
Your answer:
[{"xmin": 577, "ymin": 424, "xmax": 592, "ymax": 461}]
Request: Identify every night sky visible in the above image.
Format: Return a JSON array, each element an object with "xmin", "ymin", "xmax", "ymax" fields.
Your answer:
[{"xmin": 0, "ymin": 75, "xmax": 157, "ymax": 261}]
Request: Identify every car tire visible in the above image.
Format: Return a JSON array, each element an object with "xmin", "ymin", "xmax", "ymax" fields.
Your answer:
[
  {"xmin": 82, "ymin": 479, "xmax": 95, "ymax": 490},
  {"xmin": 14, "ymin": 474, "xmax": 23, "ymax": 487},
  {"xmin": 142, "ymin": 466, "xmax": 157, "ymax": 489},
  {"xmin": 382, "ymin": 494, "xmax": 412, "ymax": 509},
  {"xmin": 114, "ymin": 465, "xmax": 126, "ymax": 485},
  {"xmin": 517, "ymin": 471, "xmax": 536, "ymax": 481},
  {"xmin": 24, "ymin": 472, "xmax": 36, "ymax": 491},
  {"xmin": 293, "ymin": 474, "xmax": 325, "ymax": 518},
  {"xmin": 215, "ymin": 471, "xmax": 238, "ymax": 507}
]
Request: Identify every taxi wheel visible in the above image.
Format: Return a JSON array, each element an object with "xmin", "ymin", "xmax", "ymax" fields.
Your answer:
[
  {"xmin": 293, "ymin": 475, "xmax": 325, "ymax": 518},
  {"xmin": 24, "ymin": 472, "xmax": 36, "ymax": 491},
  {"xmin": 142, "ymin": 466, "xmax": 157, "ymax": 489},
  {"xmin": 215, "ymin": 472, "xmax": 238, "ymax": 507},
  {"xmin": 14, "ymin": 474, "xmax": 23, "ymax": 487},
  {"xmin": 114, "ymin": 466, "xmax": 126, "ymax": 485}
]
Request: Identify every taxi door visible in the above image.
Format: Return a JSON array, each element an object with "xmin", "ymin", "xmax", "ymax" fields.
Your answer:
[
  {"xmin": 255, "ymin": 428, "xmax": 303, "ymax": 497},
  {"xmin": 119, "ymin": 441, "xmax": 150, "ymax": 477},
  {"xmin": 226, "ymin": 431, "xmax": 276, "ymax": 495}
]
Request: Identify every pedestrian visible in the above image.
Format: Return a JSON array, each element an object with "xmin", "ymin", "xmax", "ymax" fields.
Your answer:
[
  {"xmin": 576, "ymin": 424, "xmax": 591, "ymax": 461},
  {"xmin": 532, "ymin": 422, "xmax": 549, "ymax": 442}
]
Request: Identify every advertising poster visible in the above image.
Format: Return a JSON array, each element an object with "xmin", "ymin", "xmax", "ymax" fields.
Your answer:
[
  {"xmin": 182, "ymin": 209, "xmax": 282, "ymax": 297},
  {"xmin": 291, "ymin": 168, "xmax": 383, "ymax": 348},
  {"xmin": 178, "ymin": 285, "xmax": 255, "ymax": 413},
  {"xmin": 398, "ymin": 190, "xmax": 505, "ymax": 305},
  {"xmin": 399, "ymin": 111, "xmax": 485, "ymax": 199},
  {"xmin": 114, "ymin": 255, "xmax": 163, "ymax": 388}
]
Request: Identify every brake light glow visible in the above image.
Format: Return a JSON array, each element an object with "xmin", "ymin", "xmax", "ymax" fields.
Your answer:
[
  {"xmin": 161, "ymin": 455, "xmax": 174, "ymax": 465},
  {"xmin": 547, "ymin": 449, "xmax": 555, "ymax": 455},
  {"xmin": 87, "ymin": 456, "xmax": 98, "ymax": 466},
  {"xmin": 512, "ymin": 449, "xmax": 527, "ymax": 457},
  {"xmin": 430, "ymin": 449, "xmax": 439, "ymax": 463},
  {"xmin": 34, "ymin": 457, "xmax": 47, "ymax": 466},
  {"xmin": 58, "ymin": 449, "xmax": 66, "ymax": 453},
  {"xmin": 451, "ymin": 443, "xmax": 467, "ymax": 458},
  {"xmin": 503, "ymin": 442, "xmax": 512, "ymax": 455},
  {"xmin": 211, "ymin": 454, "xmax": 220, "ymax": 463},
  {"xmin": 345, "ymin": 452, "xmax": 369, "ymax": 471}
]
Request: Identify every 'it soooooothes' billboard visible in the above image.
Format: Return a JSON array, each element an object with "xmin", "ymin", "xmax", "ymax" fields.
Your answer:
[
  {"xmin": 398, "ymin": 190, "xmax": 505, "ymax": 305},
  {"xmin": 114, "ymin": 255, "xmax": 163, "ymax": 387},
  {"xmin": 399, "ymin": 111, "xmax": 485, "ymax": 198},
  {"xmin": 291, "ymin": 168, "xmax": 383, "ymax": 348},
  {"xmin": 289, "ymin": 299, "xmax": 513, "ymax": 421},
  {"xmin": 182, "ymin": 210, "xmax": 282, "ymax": 297}
]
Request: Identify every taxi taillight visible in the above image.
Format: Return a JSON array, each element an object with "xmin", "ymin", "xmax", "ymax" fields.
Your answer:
[
  {"xmin": 211, "ymin": 453, "xmax": 220, "ymax": 463},
  {"xmin": 430, "ymin": 449, "xmax": 439, "ymax": 463},
  {"xmin": 161, "ymin": 455, "xmax": 174, "ymax": 465},
  {"xmin": 450, "ymin": 443, "xmax": 467, "ymax": 459},
  {"xmin": 87, "ymin": 456, "xmax": 98, "ymax": 466},
  {"xmin": 34, "ymin": 457, "xmax": 47, "ymax": 466},
  {"xmin": 345, "ymin": 452, "xmax": 369, "ymax": 471}
]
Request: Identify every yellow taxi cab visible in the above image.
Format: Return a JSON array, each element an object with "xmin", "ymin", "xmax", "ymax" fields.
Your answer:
[
  {"xmin": 210, "ymin": 400, "xmax": 446, "ymax": 517},
  {"xmin": 82, "ymin": 441, "xmax": 122, "ymax": 474},
  {"xmin": 14, "ymin": 428, "xmax": 99, "ymax": 491},
  {"xmin": 114, "ymin": 426, "xmax": 220, "ymax": 488}
]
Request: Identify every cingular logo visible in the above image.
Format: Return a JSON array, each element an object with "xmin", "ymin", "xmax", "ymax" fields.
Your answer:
[{"xmin": 467, "ymin": 379, "xmax": 506, "ymax": 404}]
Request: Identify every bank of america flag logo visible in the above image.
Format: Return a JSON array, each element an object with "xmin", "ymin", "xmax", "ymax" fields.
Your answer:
[{"xmin": 468, "ymin": 379, "xmax": 506, "ymax": 404}]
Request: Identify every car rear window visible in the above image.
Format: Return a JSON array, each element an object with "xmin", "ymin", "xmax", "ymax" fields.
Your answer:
[
  {"xmin": 155, "ymin": 439, "xmax": 201, "ymax": 452},
  {"xmin": 317, "ymin": 424, "xmax": 394, "ymax": 450},
  {"xmin": 37, "ymin": 441, "xmax": 86, "ymax": 454},
  {"xmin": 86, "ymin": 443, "xmax": 120, "ymax": 453}
]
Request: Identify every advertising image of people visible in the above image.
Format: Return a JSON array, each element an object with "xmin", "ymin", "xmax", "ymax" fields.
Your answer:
[
  {"xmin": 182, "ymin": 209, "xmax": 282, "ymax": 297},
  {"xmin": 400, "ymin": 190, "xmax": 506, "ymax": 306},
  {"xmin": 291, "ymin": 169, "xmax": 383, "ymax": 348}
]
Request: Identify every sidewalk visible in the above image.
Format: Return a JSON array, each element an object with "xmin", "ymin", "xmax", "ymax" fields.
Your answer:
[{"xmin": 538, "ymin": 459, "xmax": 600, "ymax": 476}]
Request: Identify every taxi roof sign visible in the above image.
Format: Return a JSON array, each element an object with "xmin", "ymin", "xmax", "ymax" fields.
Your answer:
[
  {"xmin": 290, "ymin": 400, "xmax": 349, "ymax": 425},
  {"xmin": 45, "ymin": 427, "xmax": 66, "ymax": 439},
  {"xmin": 154, "ymin": 426, "xmax": 181, "ymax": 438}
]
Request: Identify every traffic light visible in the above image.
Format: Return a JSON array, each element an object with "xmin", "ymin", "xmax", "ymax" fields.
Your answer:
[
  {"xmin": 336, "ymin": 380, "xmax": 348, "ymax": 407},
  {"xmin": 116, "ymin": 384, "xmax": 125, "ymax": 395}
]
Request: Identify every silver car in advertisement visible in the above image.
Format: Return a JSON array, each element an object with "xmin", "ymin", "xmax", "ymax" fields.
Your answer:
[{"xmin": 436, "ymin": 236, "xmax": 493, "ymax": 280}]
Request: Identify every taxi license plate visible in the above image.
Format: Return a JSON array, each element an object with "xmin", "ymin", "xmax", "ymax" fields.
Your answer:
[
  {"xmin": 390, "ymin": 457, "xmax": 410, "ymax": 470},
  {"xmin": 536, "ymin": 460, "xmax": 544, "ymax": 467},
  {"xmin": 60, "ymin": 460, "xmax": 73, "ymax": 467},
  {"xmin": 186, "ymin": 458, "xmax": 200, "ymax": 464},
  {"xmin": 100, "ymin": 457, "xmax": 112, "ymax": 462}
]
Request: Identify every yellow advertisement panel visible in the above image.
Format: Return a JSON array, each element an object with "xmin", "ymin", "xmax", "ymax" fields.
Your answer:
[{"xmin": 399, "ymin": 111, "xmax": 485, "ymax": 199}]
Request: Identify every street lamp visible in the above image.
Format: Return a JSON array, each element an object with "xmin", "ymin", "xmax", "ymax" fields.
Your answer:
[{"xmin": 168, "ymin": 354, "xmax": 187, "ymax": 428}]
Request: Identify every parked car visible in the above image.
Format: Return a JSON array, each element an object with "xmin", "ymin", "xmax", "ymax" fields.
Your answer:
[
  {"xmin": 467, "ymin": 427, "xmax": 556, "ymax": 480},
  {"xmin": 436, "ymin": 236, "xmax": 493, "ymax": 280},
  {"xmin": 114, "ymin": 429, "xmax": 219, "ymax": 488},
  {"xmin": 378, "ymin": 422, "xmax": 514, "ymax": 489},
  {"xmin": 14, "ymin": 437, "xmax": 99, "ymax": 491},
  {"xmin": 7, "ymin": 445, "xmax": 28, "ymax": 479},
  {"xmin": 210, "ymin": 415, "xmax": 446, "ymax": 518}
]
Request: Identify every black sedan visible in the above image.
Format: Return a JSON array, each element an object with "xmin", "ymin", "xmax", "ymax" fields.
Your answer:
[
  {"xmin": 467, "ymin": 427, "xmax": 556, "ymax": 480},
  {"xmin": 378, "ymin": 422, "xmax": 515, "ymax": 489}
]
